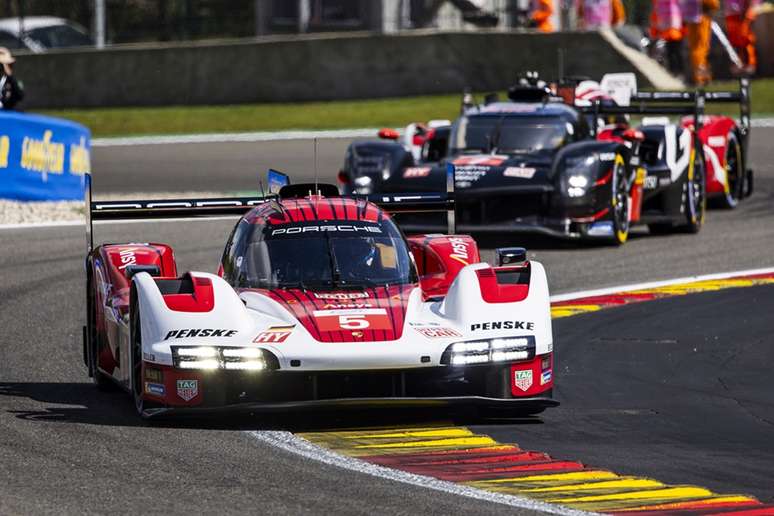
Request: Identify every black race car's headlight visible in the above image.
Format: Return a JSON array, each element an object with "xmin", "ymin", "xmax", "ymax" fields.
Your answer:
[
  {"xmin": 563, "ymin": 155, "xmax": 598, "ymax": 198},
  {"xmin": 441, "ymin": 336, "xmax": 535, "ymax": 366},
  {"xmin": 171, "ymin": 346, "xmax": 280, "ymax": 371}
]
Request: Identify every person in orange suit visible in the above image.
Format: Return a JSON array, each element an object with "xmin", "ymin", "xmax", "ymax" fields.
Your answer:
[
  {"xmin": 611, "ymin": 0, "xmax": 626, "ymax": 26},
  {"xmin": 681, "ymin": 0, "xmax": 719, "ymax": 85},
  {"xmin": 650, "ymin": 0, "xmax": 685, "ymax": 75},
  {"xmin": 725, "ymin": 0, "xmax": 760, "ymax": 74},
  {"xmin": 530, "ymin": 0, "xmax": 555, "ymax": 32}
]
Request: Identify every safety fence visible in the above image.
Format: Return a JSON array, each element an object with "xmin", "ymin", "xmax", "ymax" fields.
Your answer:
[{"xmin": 0, "ymin": 111, "xmax": 91, "ymax": 201}]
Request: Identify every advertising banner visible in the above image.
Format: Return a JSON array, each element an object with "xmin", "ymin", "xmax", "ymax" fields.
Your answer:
[{"xmin": 0, "ymin": 111, "xmax": 91, "ymax": 201}]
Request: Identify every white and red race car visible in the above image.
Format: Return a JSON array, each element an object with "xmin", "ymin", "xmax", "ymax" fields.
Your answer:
[{"xmin": 83, "ymin": 175, "xmax": 556, "ymax": 418}]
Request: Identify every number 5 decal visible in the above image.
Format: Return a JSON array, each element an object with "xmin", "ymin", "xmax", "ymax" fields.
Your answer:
[
  {"xmin": 339, "ymin": 315, "xmax": 370, "ymax": 329},
  {"xmin": 313, "ymin": 308, "xmax": 392, "ymax": 331}
]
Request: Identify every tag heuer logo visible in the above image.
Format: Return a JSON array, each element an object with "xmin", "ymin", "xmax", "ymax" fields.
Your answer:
[
  {"xmin": 514, "ymin": 370, "xmax": 533, "ymax": 392},
  {"xmin": 176, "ymin": 379, "xmax": 198, "ymax": 401}
]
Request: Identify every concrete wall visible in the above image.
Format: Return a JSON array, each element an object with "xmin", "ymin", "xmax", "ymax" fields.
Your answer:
[{"xmin": 17, "ymin": 30, "xmax": 651, "ymax": 109}]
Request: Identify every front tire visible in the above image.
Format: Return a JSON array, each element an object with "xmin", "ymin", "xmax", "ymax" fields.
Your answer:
[
  {"xmin": 130, "ymin": 287, "xmax": 160, "ymax": 418},
  {"xmin": 87, "ymin": 264, "xmax": 113, "ymax": 390},
  {"xmin": 712, "ymin": 132, "xmax": 743, "ymax": 209},
  {"xmin": 677, "ymin": 145, "xmax": 706, "ymax": 233},
  {"xmin": 609, "ymin": 154, "xmax": 630, "ymax": 245}
]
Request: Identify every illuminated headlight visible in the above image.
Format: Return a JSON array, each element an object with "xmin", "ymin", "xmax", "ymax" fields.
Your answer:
[
  {"xmin": 354, "ymin": 175, "xmax": 372, "ymax": 195},
  {"xmin": 442, "ymin": 336, "xmax": 535, "ymax": 366},
  {"xmin": 568, "ymin": 175, "xmax": 589, "ymax": 188},
  {"xmin": 179, "ymin": 358, "xmax": 220, "ymax": 370},
  {"xmin": 172, "ymin": 346, "xmax": 278, "ymax": 371},
  {"xmin": 564, "ymin": 156, "xmax": 597, "ymax": 198}
]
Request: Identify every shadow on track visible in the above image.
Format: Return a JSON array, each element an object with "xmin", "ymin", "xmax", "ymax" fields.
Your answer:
[{"xmin": 0, "ymin": 381, "xmax": 546, "ymax": 431}]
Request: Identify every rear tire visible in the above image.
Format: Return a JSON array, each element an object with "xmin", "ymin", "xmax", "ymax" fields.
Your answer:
[{"xmin": 87, "ymin": 265, "xmax": 113, "ymax": 391}]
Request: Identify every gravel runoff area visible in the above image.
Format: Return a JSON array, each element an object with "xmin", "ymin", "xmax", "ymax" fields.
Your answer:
[{"xmin": 0, "ymin": 192, "xmax": 230, "ymax": 226}]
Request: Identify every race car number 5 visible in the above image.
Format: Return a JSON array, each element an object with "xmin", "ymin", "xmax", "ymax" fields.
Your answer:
[{"xmin": 313, "ymin": 308, "xmax": 392, "ymax": 331}]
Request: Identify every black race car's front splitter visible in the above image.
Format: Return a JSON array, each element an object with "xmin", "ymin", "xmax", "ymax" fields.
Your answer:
[{"xmin": 142, "ymin": 395, "xmax": 559, "ymax": 419}]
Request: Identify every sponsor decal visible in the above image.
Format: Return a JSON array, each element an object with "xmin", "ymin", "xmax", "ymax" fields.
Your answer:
[
  {"xmin": 598, "ymin": 152, "xmax": 617, "ymax": 161},
  {"xmin": 452, "ymin": 155, "xmax": 507, "ymax": 166},
  {"xmin": 707, "ymin": 135, "xmax": 726, "ymax": 147},
  {"xmin": 314, "ymin": 292, "xmax": 369, "ymax": 300},
  {"xmin": 142, "ymin": 352, "xmax": 156, "ymax": 362},
  {"xmin": 271, "ymin": 225, "xmax": 382, "ymax": 236},
  {"xmin": 503, "ymin": 166, "xmax": 536, "ymax": 179},
  {"xmin": 453, "ymin": 165, "xmax": 490, "ymax": 184},
  {"xmin": 541, "ymin": 370, "xmax": 552, "ymax": 385},
  {"xmin": 313, "ymin": 308, "xmax": 391, "ymax": 331},
  {"xmin": 164, "ymin": 329, "xmax": 238, "ymax": 340},
  {"xmin": 658, "ymin": 177, "xmax": 671, "ymax": 187},
  {"xmin": 587, "ymin": 221, "xmax": 614, "ymax": 236},
  {"xmin": 144, "ymin": 367, "xmax": 163, "ymax": 382},
  {"xmin": 409, "ymin": 321, "xmax": 440, "ymax": 327},
  {"xmin": 643, "ymin": 175, "xmax": 658, "ymax": 190},
  {"xmin": 253, "ymin": 326, "xmax": 294, "ymax": 344},
  {"xmin": 403, "ymin": 167, "xmax": 431, "ymax": 178},
  {"xmin": 144, "ymin": 382, "xmax": 165, "ymax": 396},
  {"xmin": 470, "ymin": 321, "xmax": 534, "ymax": 331},
  {"xmin": 323, "ymin": 303, "xmax": 373, "ymax": 309},
  {"xmin": 514, "ymin": 370, "xmax": 533, "ymax": 392},
  {"xmin": 176, "ymin": 379, "xmax": 199, "ymax": 402},
  {"xmin": 415, "ymin": 327, "xmax": 462, "ymax": 338},
  {"xmin": 448, "ymin": 237, "xmax": 471, "ymax": 266},
  {"xmin": 117, "ymin": 248, "xmax": 138, "ymax": 270}
]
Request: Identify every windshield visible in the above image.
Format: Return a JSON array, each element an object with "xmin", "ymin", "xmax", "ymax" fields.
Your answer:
[
  {"xmin": 27, "ymin": 25, "xmax": 93, "ymax": 48},
  {"xmin": 450, "ymin": 116, "xmax": 571, "ymax": 154},
  {"xmin": 228, "ymin": 221, "xmax": 416, "ymax": 290}
]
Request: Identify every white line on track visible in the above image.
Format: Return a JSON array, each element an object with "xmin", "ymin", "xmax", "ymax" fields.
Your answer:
[
  {"xmin": 92, "ymin": 128, "xmax": 383, "ymax": 147},
  {"xmin": 90, "ymin": 119, "xmax": 774, "ymax": 147},
  {"xmin": 248, "ymin": 431, "xmax": 591, "ymax": 516}
]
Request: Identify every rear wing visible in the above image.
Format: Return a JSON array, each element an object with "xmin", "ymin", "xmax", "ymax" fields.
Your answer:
[
  {"xmin": 85, "ymin": 165, "xmax": 457, "ymax": 253},
  {"xmin": 631, "ymin": 78, "xmax": 751, "ymax": 151}
]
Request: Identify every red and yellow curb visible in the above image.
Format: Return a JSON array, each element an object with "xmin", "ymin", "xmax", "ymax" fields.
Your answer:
[{"xmin": 301, "ymin": 271, "xmax": 774, "ymax": 515}]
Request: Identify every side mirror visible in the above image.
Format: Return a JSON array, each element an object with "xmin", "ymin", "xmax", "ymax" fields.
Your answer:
[
  {"xmin": 125, "ymin": 264, "xmax": 161, "ymax": 279},
  {"xmin": 495, "ymin": 247, "xmax": 527, "ymax": 266}
]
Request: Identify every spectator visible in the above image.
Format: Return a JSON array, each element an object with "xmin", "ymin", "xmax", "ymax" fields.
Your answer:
[
  {"xmin": 577, "ymin": 0, "xmax": 612, "ymax": 30},
  {"xmin": 530, "ymin": 0, "xmax": 555, "ymax": 32},
  {"xmin": 0, "ymin": 47, "xmax": 23, "ymax": 110},
  {"xmin": 724, "ymin": 0, "xmax": 760, "ymax": 74},
  {"xmin": 650, "ymin": 0, "xmax": 685, "ymax": 76},
  {"xmin": 611, "ymin": 0, "xmax": 627, "ymax": 27},
  {"xmin": 681, "ymin": 0, "xmax": 719, "ymax": 85}
]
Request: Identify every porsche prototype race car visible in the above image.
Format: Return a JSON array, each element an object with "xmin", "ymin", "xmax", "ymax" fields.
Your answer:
[
  {"xmin": 83, "ymin": 174, "xmax": 556, "ymax": 418},
  {"xmin": 340, "ymin": 75, "xmax": 752, "ymax": 243}
]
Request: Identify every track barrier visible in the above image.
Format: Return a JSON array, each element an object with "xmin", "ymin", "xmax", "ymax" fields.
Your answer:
[{"xmin": 0, "ymin": 111, "xmax": 90, "ymax": 201}]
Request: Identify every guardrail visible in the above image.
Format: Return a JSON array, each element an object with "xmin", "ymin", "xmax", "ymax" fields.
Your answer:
[{"xmin": 0, "ymin": 111, "xmax": 91, "ymax": 201}]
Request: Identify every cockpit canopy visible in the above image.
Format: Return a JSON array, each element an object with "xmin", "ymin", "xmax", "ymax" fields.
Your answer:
[{"xmin": 222, "ymin": 211, "xmax": 417, "ymax": 291}]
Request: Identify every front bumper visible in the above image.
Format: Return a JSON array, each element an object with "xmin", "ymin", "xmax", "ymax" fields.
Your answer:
[{"xmin": 141, "ymin": 353, "xmax": 556, "ymax": 417}]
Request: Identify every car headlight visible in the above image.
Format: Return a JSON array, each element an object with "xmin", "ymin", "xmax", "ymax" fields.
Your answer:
[
  {"xmin": 441, "ymin": 336, "xmax": 535, "ymax": 366},
  {"xmin": 563, "ymin": 155, "xmax": 597, "ymax": 198},
  {"xmin": 172, "ymin": 346, "xmax": 277, "ymax": 371},
  {"xmin": 354, "ymin": 175, "xmax": 372, "ymax": 195}
]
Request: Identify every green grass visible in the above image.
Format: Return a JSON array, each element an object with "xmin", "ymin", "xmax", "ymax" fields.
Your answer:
[{"xmin": 35, "ymin": 79, "xmax": 774, "ymax": 138}]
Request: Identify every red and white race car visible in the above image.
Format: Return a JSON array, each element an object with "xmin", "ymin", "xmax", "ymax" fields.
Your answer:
[{"xmin": 83, "ymin": 175, "xmax": 556, "ymax": 418}]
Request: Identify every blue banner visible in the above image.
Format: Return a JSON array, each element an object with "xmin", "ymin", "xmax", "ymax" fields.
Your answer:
[{"xmin": 0, "ymin": 111, "xmax": 91, "ymax": 201}]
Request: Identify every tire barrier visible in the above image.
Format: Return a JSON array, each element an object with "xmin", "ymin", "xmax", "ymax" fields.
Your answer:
[{"xmin": 0, "ymin": 111, "xmax": 90, "ymax": 201}]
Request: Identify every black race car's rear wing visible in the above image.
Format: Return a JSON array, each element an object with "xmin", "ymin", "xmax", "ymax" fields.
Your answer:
[{"xmin": 85, "ymin": 166, "xmax": 457, "ymax": 253}]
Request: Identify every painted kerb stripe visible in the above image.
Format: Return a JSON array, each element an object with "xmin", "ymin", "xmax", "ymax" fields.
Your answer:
[{"xmin": 251, "ymin": 269, "xmax": 774, "ymax": 515}]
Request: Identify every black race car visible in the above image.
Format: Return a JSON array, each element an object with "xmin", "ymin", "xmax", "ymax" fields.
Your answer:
[{"xmin": 339, "ymin": 78, "xmax": 708, "ymax": 245}]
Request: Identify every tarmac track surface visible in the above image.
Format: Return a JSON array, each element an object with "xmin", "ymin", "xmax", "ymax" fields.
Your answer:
[{"xmin": 0, "ymin": 130, "xmax": 772, "ymax": 514}]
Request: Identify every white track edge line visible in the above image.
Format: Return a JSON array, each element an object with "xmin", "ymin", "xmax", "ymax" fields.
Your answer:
[
  {"xmin": 248, "ymin": 430, "xmax": 592, "ymax": 516},
  {"xmin": 549, "ymin": 266, "xmax": 774, "ymax": 302}
]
